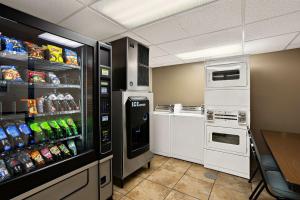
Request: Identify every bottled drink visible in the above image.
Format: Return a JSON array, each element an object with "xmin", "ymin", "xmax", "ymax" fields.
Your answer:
[
  {"xmin": 29, "ymin": 122, "xmax": 47, "ymax": 143},
  {"xmin": 29, "ymin": 149, "xmax": 45, "ymax": 167},
  {"xmin": 5, "ymin": 154, "xmax": 23, "ymax": 175},
  {"xmin": 67, "ymin": 140, "xmax": 77, "ymax": 156},
  {"xmin": 58, "ymin": 143, "xmax": 71, "ymax": 158},
  {"xmin": 48, "ymin": 144, "xmax": 63, "ymax": 160},
  {"xmin": 17, "ymin": 122, "xmax": 35, "ymax": 145},
  {"xmin": 57, "ymin": 119, "xmax": 72, "ymax": 137},
  {"xmin": 0, "ymin": 127, "xmax": 12, "ymax": 152},
  {"xmin": 17, "ymin": 151, "xmax": 35, "ymax": 172},
  {"xmin": 48, "ymin": 120, "xmax": 64, "ymax": 139},
  {"xmin": 65, "ymin": 118, "xmax": 79, "ymax": 136},
  {"xmin": 39, "ymin": 121, "xmax": 55, "ymax": 140},
  {"xmin": 4, "ymin": 123, "xmax": 25, "ymax": 149},
  {"xmin": 40, "ymin": 146, "xmax": 53, "ymax": 163}
]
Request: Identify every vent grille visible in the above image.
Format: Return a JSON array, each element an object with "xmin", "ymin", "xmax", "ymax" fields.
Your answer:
[{"xmin": 138, "ymin": 44, "xmax": 149, "ymax": 86}]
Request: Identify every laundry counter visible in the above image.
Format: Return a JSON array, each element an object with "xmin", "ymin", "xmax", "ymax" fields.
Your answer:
[{"xmin": 151, "ymin": 112, "xmax": 205, "ymax": 164}]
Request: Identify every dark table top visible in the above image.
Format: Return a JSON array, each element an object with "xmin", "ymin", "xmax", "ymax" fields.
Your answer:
[{"xmin": 262, "ymin": 130, "xmax": 300, "ymax": 187}]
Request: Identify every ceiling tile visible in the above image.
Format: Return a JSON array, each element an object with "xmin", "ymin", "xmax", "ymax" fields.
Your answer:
[
  {"xmin": 76, "ymin": 0, "xmax": 97, "ymax": 5},
  {"xmin": 158, "ymin": 27, "xmax": 242, "ymax": 54},
  {"xmin": 149, "ymin": 46, "xmax": 169, "ymax": 58},
  {"xmin": 150, "ymin": 55, "xmax": 183, "ymax": 67},
  {"xmin": 60, "ymin": 7, "xmax": 126, "ymax": 40},
  {"xmin": 245, "ymin": 0, "xmax": 300, "ymax": 24},
  {"xmin": 133, "ymin": 17, "xmax": 189, "ymax": 44},
  {"xmin": 287, "ymin": 33, "xmax": 300, "ymax": 49},
  {"xmin": 177, "ymin": 0, "xmax": 242, "ymax": 37},
  {"xmin": 104, "ymin": 32, "xmax": 151, "ymax": 46},
  {"xmin": 245, "ymin": 11, "xmax": 300, "ymax": 41},
  {"xmin": 244, "ymin": 33, "xmax": 297, "ymax": 55},
  {"xmin": 0, "ymin": 0, "xmax": 83, "ymax": 23}
]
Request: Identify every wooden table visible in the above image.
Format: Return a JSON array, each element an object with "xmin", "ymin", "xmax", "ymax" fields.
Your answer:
[{"xmin": 262, "ymin": 130, "xmax": 300, "ymax": 190}]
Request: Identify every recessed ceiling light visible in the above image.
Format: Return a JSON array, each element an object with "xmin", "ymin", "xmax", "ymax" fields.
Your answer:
[
  {"xmin": 38, "ymin": 33, "xmax": 83, "ymax": 48},
  {"xmin": 92, "ymin": 0, "xmax": 214, "ymax": 28},
  {"xmin": 176, "ymin": 44, "xmax": 242, "ymax": 60}
]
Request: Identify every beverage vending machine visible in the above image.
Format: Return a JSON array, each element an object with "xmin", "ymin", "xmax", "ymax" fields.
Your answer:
[
  {"xmin": 96, "ymin": 42, "xmax": 113, "ymax": 200},
  {"xmin": 0, "ymin": 4, "xmax": 98, "ymax": 200}
]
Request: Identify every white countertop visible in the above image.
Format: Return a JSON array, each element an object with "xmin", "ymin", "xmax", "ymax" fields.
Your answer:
[{"xmin": 153, "ymin": 111, "xmax": 205, "ymax": 118}]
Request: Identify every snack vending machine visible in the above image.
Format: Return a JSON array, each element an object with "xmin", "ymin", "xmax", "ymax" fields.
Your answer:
[
  {"xmin": 97, "ymin": 42, "xmax": 113, "ymax": 200},
  {"xmin": 0, "ymin": 4, "xmax": 98, "ymax": 200}
]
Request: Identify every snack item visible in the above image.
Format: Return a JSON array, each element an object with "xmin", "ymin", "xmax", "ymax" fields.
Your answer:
[
  {"xmin": 39, "ymin": 121, "xmax": 54, "ymax": 140},
  {"xmin": 0, "ymin": 127, "xmax": 12, "ymax": 152},
  {"xmin": 29, "ymin": 122, "xmax": 47, "ymax": 143},
  {"xmin": 48, "ymin": 72, "xmax": 60, "ymax": 85},
  {"xmin": 27, "ymin": 70, "xmax": 46, "ymax": 83},
  {"xmin": 47, "ymin": 45, "xmax": 63, "ymax": 63},
  {"xmin": 64, "ymin": 49, "xmax": 78, "ymax": 65},
  {"xmin": 48, "ymin": 145, "xmax": 62, "ymax": 160},
  {"xmin": 57, "ymin": 119, "xmax": 72, "ymax": 137},
  {"xmin": 5, "ymin": 154, "xmax": 23, "ymax": 175},
  {"xmin": 24, "ymin": 41, "xmax": 44, "ymax": 59},
  {"xmin": 65, "ymin": 118, "xmax": 78, "ymax": 136},
  {"xmin": 67, "ymin": 140, "xmax": 77, "ymax": 156},
  {"xmin": 0, "ymin": 159, "xmax": 10, "ymax": 182},
  {"xmin": 48, "ymin": 120, "xmax": 64, "ymax": 139},
  {"xmin": 0, "ymin": 66, "xmax": 23, "ymax": 81},
  {"xmin": 17, "ymin": 151, "xmax": 35, "ymax": 172},
  {"xmin": 58, "ymin": 143, "xmax": 71, "ymax": 157},
  {"xmin": 1, "ymin": 36, "xmax": 27, "ymax": 55},
  {"xmin": 17, "ymin": 122, "xmax": 35, "ymax": 145},
  {"xmin": 43, "ymin": 95, "xmax": 56, "ymax": 113},
  {"xmin": 48, "ymin": 93, "xmax": 62, "ymax": 111},
  {"xmin": 64, "ymin": 93, "xmax": 79, "ymax": 110},
  {"xmin": 4, "ymin": 124, "xmax": 25, "ymax": 148},
  {"xmin": 40, "ymin": 147, "xmax": 53, "ymax": 163},
  {"xmin": 36, "ymin": 96, "xmax": 45, "ymax": 114},
  {"xmin": 21, "ymin": 99, "xmax": 38, "ymax": 115},
  {"xmin": 57, "ymin": 93, "xmax": 71, "ymax": 111},
  {"xmin": 29, "ymin": 150, "xmax": 45, "ymax": 167}
]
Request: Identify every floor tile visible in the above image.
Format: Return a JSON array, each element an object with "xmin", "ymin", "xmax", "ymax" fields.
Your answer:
[
  {"xmin": 165, "ymin": 190, "xmax": 198, "ymax": 200},
  {"xmin": 150, "ymin": 155, "xmax": 169, "ymax": 169},
  {"xmin": 114, "ymin": 176, "xmax": 144, "ymax": 195},
  {"xmin": 134, "ymin": 166, "xmax": 155, "ymax": 178},
  {"xmin": 120, "ymin": 197, "xmax": 133, "ymax": 200},
  {"xmin": 209, "ymin": 184, "xmax": 249, "ymax": 200},
  {"xmin": 147, "ymin": 168, "xmax": 184, "ymax": 188},
  {"xmin": 161, "ymin": 158, "xmax": 192, "ymax": 174},
  {"xmin": 174, "ymin": 175, "xmax": 212, "ymax": 199},
  {"xmin": 186, "ymin": 164, "xmax": 218, "ymax": 183},
  {"xmin": 127, "ymin": 179, "xmax": 171, "ymax": 200},
  {"xmin": 215, "ymin": 172, "xmax": 251, "ymax": 194},
  {"xmin": 113, "ymin": 191, "xmax": 124, "ymax": 200},
  {"xmin": 251, "ymin": 181, "xmax": 275, "ymax": 200}
]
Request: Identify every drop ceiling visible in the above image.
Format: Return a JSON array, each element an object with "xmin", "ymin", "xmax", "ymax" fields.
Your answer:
[{"xmin": 1, "ymin": 0, "xmax": 300, "ymax": 67}]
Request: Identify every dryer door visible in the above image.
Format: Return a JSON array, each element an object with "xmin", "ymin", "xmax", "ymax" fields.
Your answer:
[{"xmin": 126, "ymin": 96, "xmax": 150, "ymax": 159}]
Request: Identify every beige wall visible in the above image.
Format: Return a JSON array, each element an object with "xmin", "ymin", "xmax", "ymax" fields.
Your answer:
[
  {"xmin": 152, "ymin": 62, "xmax": 205, "ymax": 106},
  {"xmin": 152, "ymin": 48, "xmax": 300, "ymax": 133}
]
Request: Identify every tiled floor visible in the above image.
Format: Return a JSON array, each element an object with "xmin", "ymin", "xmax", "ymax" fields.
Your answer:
[{"xmin": 113, "ymin": 155, "xmax": 275, "ymax": 200}]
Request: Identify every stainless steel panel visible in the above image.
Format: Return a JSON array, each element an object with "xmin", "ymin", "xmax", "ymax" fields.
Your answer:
[{"xmin": 99, "ymin": 158, "xmax": 113, "ymax": 200}]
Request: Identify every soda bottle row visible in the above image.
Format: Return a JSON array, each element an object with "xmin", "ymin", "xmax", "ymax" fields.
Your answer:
[
  {"xmin": 0, "ymin": 117, "xmax": 80, "ymax": 153},
  {"xmin": 0, "ymin": 139, "xmax": 78, "ymax": 182}
]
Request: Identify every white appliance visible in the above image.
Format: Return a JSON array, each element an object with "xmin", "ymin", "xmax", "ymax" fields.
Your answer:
[
  {"xmin": 151, "ymin": 105, "xmax": 173, "ymax": 157},
  {"xmin": 204, "ymin": 56, "xmax": 250, "ymax": 179},
  {"xmin": 172, "ymin": 112, "xmax": 205, "ymax": 164}
]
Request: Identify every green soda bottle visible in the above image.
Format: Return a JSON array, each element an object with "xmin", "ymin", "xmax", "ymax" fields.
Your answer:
[
  {"xmin": 39, "ymin": 121, "xmax": 55, "ymax": 140},
  {"xmin": 29, "ymin": 122, "xmax": 47, "ymax": 143},
  {"xmin": 57, "ymin": 119, "xmax": 72, "ymax": 137},
  {"xmin": 65, "ymin": 117, "xmax": 79, "ymax": 136},
  {"xmin": 49, "ymin": 120, "xmax": 64, "ymax": 139}
]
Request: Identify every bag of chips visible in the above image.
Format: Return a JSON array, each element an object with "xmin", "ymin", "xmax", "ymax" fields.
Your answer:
[
  {"xmin": 24, "ymin": 41, "xmax": 44, "ymax": 59},
  {"xmin": 21, "ymin": 99, "xmax": 38, "ymax": 115},
  {"xmin": 47, "ymin": 45, "xmax": 63, "ymax": 63},
  {"xmin": 0, "ymin": 66, "xmax": 23, "ymax": 81},
  {"xmin": 27, "ymin": 70, "xmax": 46, "ymax": 83},
  {"xmin": 64, "ymin": 49, "xmax": 79, "ymax": 66},
  {"xmin": 47, "ymin": 72, "xmax": 60, "ymax": 85},
  {"xmin": 1, "ymin": 36, "xmax": 27, "ymax": 55}
]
